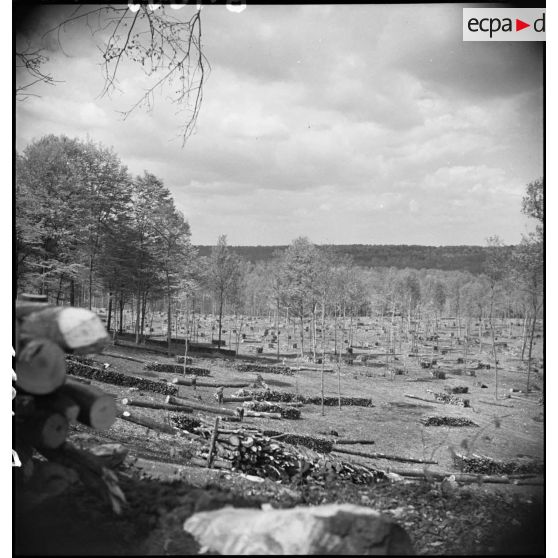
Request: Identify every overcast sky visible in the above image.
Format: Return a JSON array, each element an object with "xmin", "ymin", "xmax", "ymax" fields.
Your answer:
[{"xmin": 15, "ymin": 3, "xmax": 544, "ymax": 246}]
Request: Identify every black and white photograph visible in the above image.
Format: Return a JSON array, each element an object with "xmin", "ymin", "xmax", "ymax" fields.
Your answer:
[{"xmin": 14, "ymin": 2, "xmax": 545, "ymax": 555}]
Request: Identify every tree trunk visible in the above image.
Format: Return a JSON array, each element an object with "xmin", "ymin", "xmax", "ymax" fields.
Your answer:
[
  {"xmin": 88, "ymin": 255, "xmax": 94, "ymax": 310},
  {"xmin": 55, "ymin": 275, "xmax": 63, "ymax": 305},
  {"xmin": 167, "ymin": 290, "xmax": 172, "ymax": 357},
  {"xmin": 521, "ymin": 314, "xmax": 529, "ymax": 361},
  {"xmin": 70, "ymin": 279, "xmax": 75, "ymax": 307},
  {"xmin": 107, "ymin": 292, "xmax": 113, "ymax": 332},
  {"xmin": 118, "ymin": 295, "xmax": 124, "ymax": 335},
  {"xmin": 218, "ymin": 294, "xmax": 224, "ymax": 346},
  {"xmin": 526, "ymin": 302, "xmax": 538, "ymax": 393},
  {"xmin": 140, "ymin": 290, "xmax": 148, "ymax": 343}
]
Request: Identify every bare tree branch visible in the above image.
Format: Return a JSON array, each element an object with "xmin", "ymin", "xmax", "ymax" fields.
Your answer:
[{"xmin": 15, "ymin": 5, "xmax": 208, "ymax": 146}]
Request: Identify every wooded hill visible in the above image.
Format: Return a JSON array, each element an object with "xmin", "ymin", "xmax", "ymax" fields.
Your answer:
[{"xmin": 195, "ymin": 244, "xmax": 511, "ymax": 274}]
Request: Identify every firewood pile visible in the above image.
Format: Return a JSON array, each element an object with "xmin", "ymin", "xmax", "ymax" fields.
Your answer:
[
  {"xmin": 420, "ymin": 416, "xmax": 479, "ymax": 427},
  {"xmin": 433, "ymin": 392, "xmax": 470, "ymax": 407},
  {"xmin": 169, "ymin": 414, "xmax": 202, "ymax": 431},
  {"xmin": 242, "ymin": 401, "xmax": 301, "ymax": 420},
  {"xmin": 189, "ymin": 424, "xmax": 384, "ymax": 485},
  {"xmin": 453, "ymin": 453, "xmax": 544, "ymax": 475},
  {"xmin": 262, "ymin": 430, "xmax": 334, "ymax": 453},
  {"xmin": 145, "ymin": 362, "xmax": 210, "ymax": 376},
  {"xmin": 236, "ymin": 389, "xmax": 374, "ymax": 408},
  {"xmin": 66, "ymin": 358, "xmax": 178, "ymax": 396},
  {"xmin": 444, "ymin": 386, "xmax": 469, "ymax": 394},
  {"xmin": 14, "ymin": 299, "xmax": 126, "ymax": 514},
  {"xmin": 235, "ymin": 363, "xmax": 294, "ymax": 376},
  {"xmin": 430, "ymin": 370, "xmax": 446, "ymax": 379}
]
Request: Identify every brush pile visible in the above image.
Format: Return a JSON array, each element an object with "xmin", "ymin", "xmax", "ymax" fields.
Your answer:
[
  {"xmin": 145, "ymin": 363, "xmax": 210, "ymax": 376},
  {"xmin": 453, "ymin": 453, "xmax": 544, "ymax": 475},
  {"xmin": 67, "ymin": 359, "xmax": 178, "ymax": 396},
  {"xmin": 433, "ymin": 392, "xmax": 470, "ymax": 407},
  {"xmin": 420, "ymin": 416, "xmax": 478, "ymax": 427},
  {"xmin": 235, "ymin": 389, "xmax": 374, "ymax": 408},
  {"xmin": 14, "ymin": 299, "xmax": 126, "ymax": 514},
  {"xmin": 235, "ymin": 364, "xmax": 294, "ymax": 376}
]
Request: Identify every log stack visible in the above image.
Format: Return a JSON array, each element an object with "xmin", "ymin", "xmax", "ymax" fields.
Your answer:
[
  {"xmin": 67, "ymin": 358, "xmax": 178, "ymax": 396},
  {"xmin": 14, "ymin": 298, "xmax": 125, "ymax": 513},
  {"xmin": 242, "ymin": 401, "xmax": 301, "ymax": 420},
  {"xmin": 236, "ymin": 389, "xmax": 374, "ymax": 408},
  {"xmin": 453, "ymin": 453, "xmax": 544, "ymax": 475},
  {"xmin": 420, "ymin": 416, "xmax": 479, "ymax": 427},
  {"xmin": 145, "ymin": 362, "xmax": 210, "ymax": 376}
]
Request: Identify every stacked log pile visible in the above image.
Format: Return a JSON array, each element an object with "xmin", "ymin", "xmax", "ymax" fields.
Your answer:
[
  {"xmin": 145, "ymin": 362, "xmax": 210, "ymax": 376},
  {"xmin": 14, "ymin": 299, "xmax": 125, "ymax": 514},
  {"xmin": 236, "ymin": 389, "xmax": 374, "ymax": 408},
  {"xmin": 66, "ymin": 359, "xmax": 178, "ymax": 396},
  {"xmin": 190, "ymin": 425, "xmax": 384, "ymax": 485},
  {"xmin": 433, "ymin": 392, "xmax": 470, "ymax": 407},
  {"xmin": 453, "ymin": 453, "xmax": 544, "ymax": 475},
  {"xmin": 242, "ymin": 401, "xmax": 301, "ymax": 420},
  {"xmin": 235, "ymin": 364, "xmax": 294, "ymax": 376},
  {"xmin": 420, "ymin": 416, "xmax": 479, "ymax": 427}
]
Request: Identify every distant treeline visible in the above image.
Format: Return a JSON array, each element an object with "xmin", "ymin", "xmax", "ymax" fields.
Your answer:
[{"xmin": 195, "ymin": 244, "xmax": 511, "ymax": 274}]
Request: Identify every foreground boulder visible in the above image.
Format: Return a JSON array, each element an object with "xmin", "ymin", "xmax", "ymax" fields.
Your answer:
[{"xmin": 183, "ymin": 503, "xmax": 414, "ymax": 555}]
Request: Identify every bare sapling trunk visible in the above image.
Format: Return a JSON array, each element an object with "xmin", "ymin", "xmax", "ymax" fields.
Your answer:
[
  {"xmin": 218, "ymin": 295, "xmax": 224, "ymax": 346},
  {"xmin": 526, "ymin": 302, "xmax": 538, "ymax": 393},
  {"xmin": 107, "ymin": 292, "xmax": 113, "ymax": 332},
  {"xmin": 521, "ymin": 314, "xmax": 529, "ymax": 361}
]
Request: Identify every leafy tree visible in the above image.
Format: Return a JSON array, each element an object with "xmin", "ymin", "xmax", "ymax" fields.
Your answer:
[{"xmin": 206, "ymin": 235, "xmax": 243, "ymax": 346}]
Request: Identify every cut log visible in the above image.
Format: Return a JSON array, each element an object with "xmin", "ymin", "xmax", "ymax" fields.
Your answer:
[
  {"xmin": 332, "ymin": 446, "xmax": 437, "ymax": 465},
  {"xmin": 122, "ymin": 398, "xmax": 193, "ymax": 414},
  {"xmin": 219, "ymin": 396, "xmax": 253, "ymax": 403},
  {"xmin": 172, "ymin": 377, "xmax": 250, "ymax": 389},
  {"xmin": 37, "ymin": 392, "xmax": 80, "ymax": 424},
  {"xmin": 189, "ymin": 456, "xmax": 233, "ymax": 470},
  {"xmin": 165, "ymin": 395, "xmax": 238, "ymax": 417},
  {"xmin": 478, "ymin": 399, "xmax": 514, "ymax": 408},
  {"xmin": 18, "ymin": 305, "xmax": 109, "ymax": 354},
  {"xmin": 119, "ymin": 410, "xmax": 179, "ymax": 435},
  {"xmin": 404, "ymin": 394, "xmax": 445, "ymax": 405},
  {"xmin": 243, "ymin": 410, "xmax": 282, "ymax": 419},
  {"xmin": 101, "ymin": 351, "xmax": 145, "ymax": 364},
  {"xmin": 20, "ymin": 411, "xmax": 69, "ymax": 449},
  {"xmin": 333, "ymin": 439, "xmax": 375, "ymax": 446},
  {"xmin": 16, "ymin": 338, "xmax": 66, "ymax": 395},
  {"xmin": 58, "ymin": 383, "xmax": 116, "ymax": 430},
  {"xmin": 387, "ymin": 468, "xmax": 544, "ymax": 486}
]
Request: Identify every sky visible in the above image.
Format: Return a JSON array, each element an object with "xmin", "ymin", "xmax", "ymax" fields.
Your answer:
[{"xmin": 15, "ymin": 3, "xmax": 544, "ymax": 246}]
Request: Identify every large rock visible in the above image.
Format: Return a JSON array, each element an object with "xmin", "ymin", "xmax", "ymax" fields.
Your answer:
[{"xmin": 183, "ymin": 503, "xmax": 414, "ymax": 555}]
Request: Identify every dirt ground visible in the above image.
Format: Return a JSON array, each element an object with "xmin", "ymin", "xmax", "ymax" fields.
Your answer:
[{"xmin": 14, "ymin": 316, "xmax": 545, "ymax": 555}]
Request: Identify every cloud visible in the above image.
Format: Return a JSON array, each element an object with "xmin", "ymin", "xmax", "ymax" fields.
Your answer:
[{"xmin": 15, "ymin": 4, "xmax": 543, "ymax": 247}]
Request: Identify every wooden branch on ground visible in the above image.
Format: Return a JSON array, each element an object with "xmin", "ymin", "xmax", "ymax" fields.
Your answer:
[
  {"xmin": 404, "ymin": 394, "xmax": 445, "ymax": 405},
  {"xmin": 332, "ymin": 446, "xmax": 438, "ymax": 465},
  {"xmin": 478, "ymin": 399, "xmax": 514, "ymax": 408},
  {"xmin": 16, "ymin": 338, "xmax": 67, "ymax": 395}
]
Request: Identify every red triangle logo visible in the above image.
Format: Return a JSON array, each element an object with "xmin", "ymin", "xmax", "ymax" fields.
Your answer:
[{"xmin": 516, "ymin": 19, "xmax": 530, "ymax": 31}]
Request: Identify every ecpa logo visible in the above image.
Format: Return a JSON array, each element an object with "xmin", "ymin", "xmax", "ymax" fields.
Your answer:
[{"xmin": 463, "ymin": 8, "xmax": 545, "ymax": 41}]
